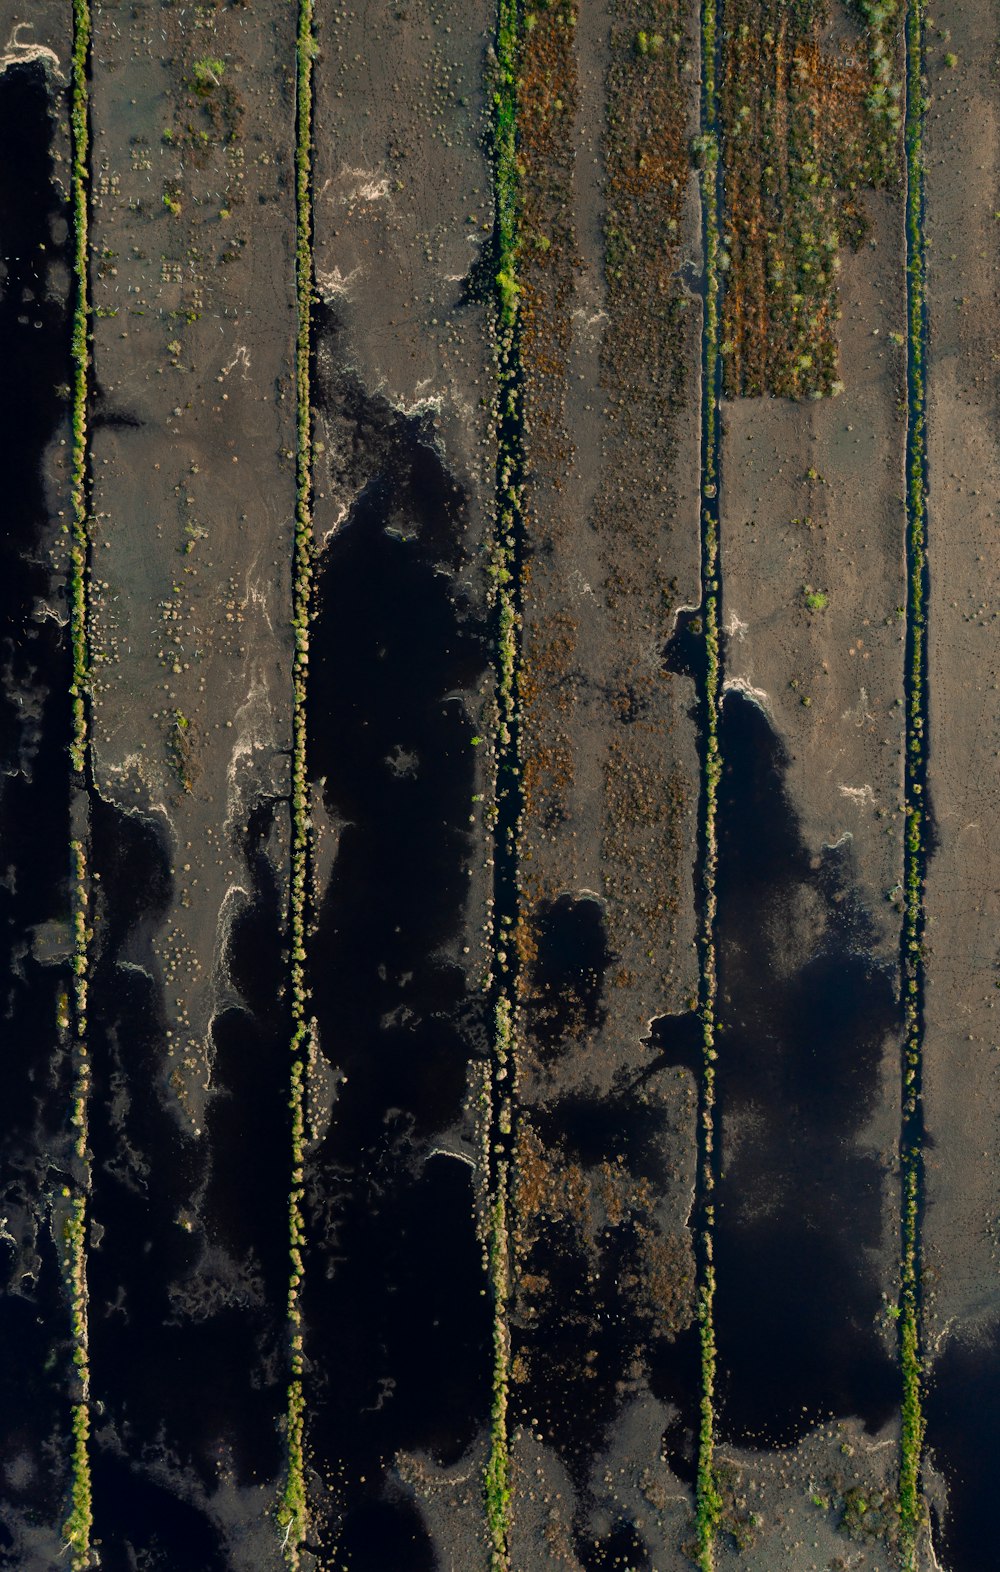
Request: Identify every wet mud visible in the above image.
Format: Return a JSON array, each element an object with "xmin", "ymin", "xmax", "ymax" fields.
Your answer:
[
  {"xmin": 87, "ymin": 789, "xmax": 288, "ymax": 1560},
  {"xmin": 513, "ymin": 1083, "xmax": 696, "ymax": 1469},
  {"xmin": 713, "ymin": 691, "xmax": 899, "ymax": 1446},
  {"xmin": 78, "ymin": 0, "xmax": 300, "ymax": 1556}
]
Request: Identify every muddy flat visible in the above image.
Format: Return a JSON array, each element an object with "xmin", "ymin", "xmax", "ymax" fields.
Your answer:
[{"xmin": 0, "ymin": 1, "xmax": 994, "ymax": 1569}]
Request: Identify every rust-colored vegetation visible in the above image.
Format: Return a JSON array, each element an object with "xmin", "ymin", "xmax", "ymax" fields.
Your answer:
[
  {"xmin": 512, "ymin": 1116, "xmax": 694, "ymax": 1378},
  {"xmin": 602, "ymin": 0, "xmax": 690, "ymax": 419},
  {"xmin": 720, "ymin": 0, "xmax": 902, "ymax": 397},
  {"xmin": 513, "ymin": 0, "xmax": 581, "ymax": 932},
  {"xmin": 516, "ymin": 0, "xmax": 579, "ymax": 458}
]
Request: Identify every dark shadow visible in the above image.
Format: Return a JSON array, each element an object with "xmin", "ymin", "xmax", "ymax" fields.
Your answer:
[
  {"xmin": 713, "ymin": 691, "xmax": 899, "ymax": 1444},
  {"xmin": 90, "ymin": 1452, "xmax": 225, "ymax": 1572}
]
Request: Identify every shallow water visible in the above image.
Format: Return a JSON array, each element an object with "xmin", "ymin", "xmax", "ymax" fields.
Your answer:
[{"xmin": 88, "ymin": 790, "xmax": 288, "ymax": 1554}]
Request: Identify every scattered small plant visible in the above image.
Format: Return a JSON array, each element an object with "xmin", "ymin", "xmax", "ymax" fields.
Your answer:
[
  {"xmin": 635, "ymin": 30, "xmax": 664, "ymax": 56},
  {"xmin": 191, "ymin": 56, "xmax": 225, "ymax": 92}
]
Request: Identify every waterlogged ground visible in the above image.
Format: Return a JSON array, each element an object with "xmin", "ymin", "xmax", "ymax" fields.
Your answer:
[{"xmin": 0, "ymin": 0, "xmax": 996, "ymax": 1568}]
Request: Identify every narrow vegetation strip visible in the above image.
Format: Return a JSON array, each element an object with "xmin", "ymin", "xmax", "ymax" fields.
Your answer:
[
  {"xmin": 279, "ymin": 0, "xmax": 316, "ymax": 1561},
  {"xmin": 695, "ymin": 0, "xmax": 722, "ymax": 1562},
  {"xmin": 484, "ymin": 0, "xmax": 523, "ymax": 1562},
  {"xmin": 65, "ymin": 5, "xmax": 93, "ymax": 1565},
  {"xmin": 900, "ymin": 0, "xmax": 927, "ymax": 1558},
  {"xmin": 69, "ymin": 1, "xmax": 91, "ymax": 780}
]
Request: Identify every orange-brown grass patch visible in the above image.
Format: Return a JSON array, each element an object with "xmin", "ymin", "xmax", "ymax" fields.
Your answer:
[
  {"xmin": 721, "ymin": 0, "xmax": 902, "ymax": 397},
  {"xmin": 511, "ymin": 1114, "xmax": 696, "ymax": 1366},
  {"xmin": 603, "ymin": 736, "xmax": 688, "ymax": 990},
  {"xmin": 589, "ymin": 7, "xmax": 694, "ymax": 1001},
  {"xmin": 514, "ymin": 1, "xmax": 581, "ymax": 894},
  {"xmin": 517, "ymin": 0, "xmax": 579, "ymax": 469}
]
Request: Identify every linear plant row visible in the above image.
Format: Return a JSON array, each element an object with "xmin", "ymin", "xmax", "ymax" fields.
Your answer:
[
  {"xmin": 485, "ymin": 0, "xmax": 525, "ymax": 1562},
  {"xmin": 69, "ymin": 0, "xmax": 91, "ymax": 779},
  {"xmin": 899, "ymin": 0, "xmax": 927, "ymax": 1559},
  {"xmin": 279, "ymin": 0, "xmax": 316, "ymax": 1562},
  {"xmin": 695, "ymin": 0, "xmax": 723, "ymax": 1562},
  {"xmin": 65, "ymin": 4, "xmax": 93, "ymax": 1565}
]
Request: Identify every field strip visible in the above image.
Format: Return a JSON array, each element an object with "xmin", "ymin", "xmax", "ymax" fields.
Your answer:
[
  {"xmin": 900, "ymin": 0, "xmax": 928, "ymax": 1559},
  {"xmin": 65, "ymin": 2, "xmax": 93, "ymax": 1564}
]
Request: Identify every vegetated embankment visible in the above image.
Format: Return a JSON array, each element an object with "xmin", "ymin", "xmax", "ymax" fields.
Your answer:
[
  {"xmin": 279, "ymin": 0, "xmax": 314, "ymax": 1557},
  {"xmin": 692, "ymin": 0, "xmax": 722, "ymax": 1558},
  {"xmin": 67, "ymin": 2, "xmax": 92, "ymax": 1561},
  {"xmin": 0, "ymin": 3, "xmax": 86, "ymax": 1561},
  {"xmin": 898, "ymin": 0, "xmax": 927, "ymax": 1558}
]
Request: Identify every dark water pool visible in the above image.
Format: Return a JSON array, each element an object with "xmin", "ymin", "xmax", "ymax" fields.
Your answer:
[
  {"xmin": 0, "ymin": 60, "xmax": 76, "ymax": 1535},
  {"xmin": 302, "ymin": 342, "xmax": 492, "ymax": 1566},
  {"xmin": 87, "ymin": 791, "xmax": 289, "ymax": 1557},
  {"xmin": 713, "ymin": 691, "xmax": 900, "ymax": 1445},
  {"xmin": 926, "ymin": 1328, "xmax": 1000, "ymax": 1572}
]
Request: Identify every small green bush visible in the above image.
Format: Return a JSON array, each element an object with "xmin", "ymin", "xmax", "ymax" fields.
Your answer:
[{"xmin": 191, "ymin": 57, "xmax": 225, "ymax": 92}]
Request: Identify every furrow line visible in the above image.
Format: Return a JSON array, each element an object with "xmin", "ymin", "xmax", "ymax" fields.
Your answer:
[
  {"xmin": 485, "ymin": 0, "xmax": 524, "ymax": 1562},
  {"xmin": 65, "ymin": 3, "xmax": 93, "ymax": 1565},
  {"xmin": 695, "ymin": 0, "xmax": 723, "ymax": 1561},
  {"xmin": 900, "ymin": 0, "xmax": 928, "ymax": 1559},
  {"xmin": 281, "ymin": 0, "xmax": 316, "ymax": 1561}
]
